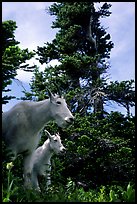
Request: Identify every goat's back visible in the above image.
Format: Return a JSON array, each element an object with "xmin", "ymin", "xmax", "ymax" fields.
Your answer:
[{"xmin": 2, "ymin": 102, "xmax": 40, "ymax": 155}]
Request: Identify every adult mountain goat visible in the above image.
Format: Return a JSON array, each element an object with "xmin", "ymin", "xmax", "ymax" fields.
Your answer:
[
  {"xmin": 2, "ymin": 90, "xmax": 74, "ymax": 187},
  {"xmin": 30, "ymin": 130, "xmax": 66, "ymax": 191}
]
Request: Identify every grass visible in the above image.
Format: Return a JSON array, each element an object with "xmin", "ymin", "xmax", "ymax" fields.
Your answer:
[{"xmin": 2, "ymin": 167, "xmax": 135, "ymax": 202}]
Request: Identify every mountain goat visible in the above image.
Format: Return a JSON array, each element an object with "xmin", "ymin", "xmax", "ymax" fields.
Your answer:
[{"xmin": 30, "ymin": 130, "xmax": 66, "ymax": 191}]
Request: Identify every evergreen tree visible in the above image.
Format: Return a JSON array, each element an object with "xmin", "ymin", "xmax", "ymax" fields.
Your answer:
[
  {"xmin": 105, "ymin": 80, "xmax": 135, "ymax": 117},
  {"xmin": 2, "ymin": 20, "xmax": 35, "ymax": 104},
  {"xmin": 34, "ymin": 2, "xmax": 114, "ymax": 116},
  {"xmin": 33, "ymin": 2, "xmax": 134, "ymax": 116}
]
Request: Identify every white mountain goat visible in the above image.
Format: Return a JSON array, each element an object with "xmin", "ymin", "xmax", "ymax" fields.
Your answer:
[
  {"xmin": 30, "ymin": 130, "xmax": 66, "ymax": 191},
  {"xmin": 2, "ymin": 90, "xmax": 74, "ymax": 187}
]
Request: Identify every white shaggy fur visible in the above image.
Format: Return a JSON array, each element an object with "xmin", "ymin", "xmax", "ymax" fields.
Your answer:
[
  {"xmin": 2, "ymin": 91, "xmax": 73, "ymax": 187},
  {"xmin": 30, "ymin": 130, "xmax": 65, "ymax": 191}
]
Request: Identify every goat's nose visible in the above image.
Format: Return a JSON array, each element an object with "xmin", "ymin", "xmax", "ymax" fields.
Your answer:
[
  {"xmin": 65, "ymin": 116, "xmax": 74, "ymax": 124},
  {"xmin": 61, "ymin": 147, "xmax": 66, "ymax": 153},
  {"xmin": 69, "ymin": 117, "xmax": 74, "ymax": 123}
]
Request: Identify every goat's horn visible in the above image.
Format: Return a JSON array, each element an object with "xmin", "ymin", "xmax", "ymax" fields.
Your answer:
[
  {"xmin": 52, "ymin": 81, "xmax": 62, "ymax": 97},
  {"xmin": 47, "ymin": 88, "xmax": 54, "ymax": 98},
  {"xmin": 45, "ymin": 130, "xmax": 52, "ymax": 138}
]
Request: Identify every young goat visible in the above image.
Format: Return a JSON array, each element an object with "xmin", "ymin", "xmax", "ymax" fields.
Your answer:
[{"xmin": 30, "ymin": 130, "xmax": 66, "ymax": 191}]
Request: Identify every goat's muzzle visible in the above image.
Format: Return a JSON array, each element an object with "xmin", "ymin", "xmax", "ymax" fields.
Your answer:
[
  {"xmin": 60, "ymin": 147, "xmax": 66, "ymax": 154},
  {"xmin": 65, "ymin": 116, "xmax": 74, "ymax": 125}
]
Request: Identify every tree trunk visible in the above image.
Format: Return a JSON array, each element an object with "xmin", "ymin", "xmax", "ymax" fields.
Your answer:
[{"xmin": 126, "ymin": 102, "xmax": 130, "ymax": 117}]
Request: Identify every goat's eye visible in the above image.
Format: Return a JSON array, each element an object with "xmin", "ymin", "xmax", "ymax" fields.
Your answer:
[
  {"xmin": 56, "ymin": 101, "xmax": 61, "ymax": 105},
  {"xmin": 54, "ymin": 139, "xmax": 58, "ymax": 142}
]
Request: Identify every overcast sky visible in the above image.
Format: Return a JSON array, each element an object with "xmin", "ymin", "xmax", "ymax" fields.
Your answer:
[{"xmin": 2, "ymin": 2, "xmax": 135, "ymax": 115}]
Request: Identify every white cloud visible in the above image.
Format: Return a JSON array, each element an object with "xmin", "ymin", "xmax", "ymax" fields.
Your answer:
[
  {"xmin": 2, "ymin": 2, "xmax": 57, "ymax": 50},
  {"xmin": 98, "ymin": 2, "xmax": 135, "ymax": 82},
  {"xmin": 16, "ymin": 69, "xmax": 34, "ymax": 83},
  {"xmin": 2, "ymin": 2, "xmax": 58, "ymax": 83},
  {"xmin": 47, "ymin": 59, "xmax": 61, "ymax": 67}
]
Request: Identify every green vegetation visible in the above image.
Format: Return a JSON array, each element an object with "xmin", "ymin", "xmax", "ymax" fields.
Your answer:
[
  {"xmin": 2, "ymin": 168, "xmax": 135, "ymax": 202},
  {"xmin": 2, "ymin": 112, "xmax": 135, "ymax": 202}
]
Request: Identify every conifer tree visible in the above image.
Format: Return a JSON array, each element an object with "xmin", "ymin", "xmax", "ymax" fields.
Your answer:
[
  {"xmin": 27, "ymin": 2, "xmax": 134, "ymax": 116},
  {"xmin": 35, "ymin": 2, "xmax": 114, "ymax": 116},
  {"xmin": 2, "ymin": 20, "xmax": 35, "ymax": 104}
]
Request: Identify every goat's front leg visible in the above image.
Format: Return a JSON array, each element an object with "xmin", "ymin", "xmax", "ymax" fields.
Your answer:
[
  {"xmin": 45, "ymin": 165, "xmax": 51, "ymax": 190},
  {"xmin": 46, "ymin": 172, "xmax": 51, "ymax": 188},
  {"xmin": 23, "ymin": 153, "xmax": 33, "ymax": 189},
  {"xmin": 31, "ymin": 172, "xmax": 41, "ymax": 192}
]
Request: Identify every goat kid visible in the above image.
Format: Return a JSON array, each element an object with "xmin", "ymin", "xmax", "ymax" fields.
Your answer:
[
  {"xmin": 30, "ymin": 130, "xmax": 66, "ymax": 191},
  {"xmin": 2, "ymin": 90, "xmax": 74, "ymax": 187}
]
